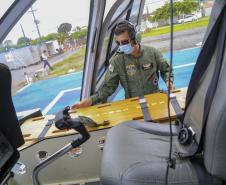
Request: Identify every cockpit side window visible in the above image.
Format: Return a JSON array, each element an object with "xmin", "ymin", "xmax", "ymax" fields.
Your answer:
[
  {"xmin": 96, "ymin": 0, "xmax": 143, "ymax": 87},
  {"xmin": 1, "ymin": 0, "xmax": 89, "ymax": 117}
]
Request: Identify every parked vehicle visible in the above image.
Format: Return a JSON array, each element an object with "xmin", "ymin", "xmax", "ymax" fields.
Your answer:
[{"xmin": 178, "ymin": 14, "xmax": 198, "ymax": 24}]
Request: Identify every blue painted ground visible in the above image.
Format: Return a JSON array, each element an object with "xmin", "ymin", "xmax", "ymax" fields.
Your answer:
[{"xmin": 13, "ymin": 47, "xmax": 200, "ymax": 115}]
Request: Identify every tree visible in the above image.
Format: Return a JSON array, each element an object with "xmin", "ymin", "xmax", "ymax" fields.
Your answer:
[
  {"xmin": 57, "ymin": 23, "xmax": 72, "ymax": 35},
  {"xmin": 152, "ymin": 4, "xmax": 170, "ymax": 21},
  {"xmin": 152, "ymin": 0, "xmax": 198, "ymax": 21},
  {"xmin": 43, "ymin": 33, "xmax": 59, "ymax": 41},
  {"xmin": 71, "ymin": 27, "xmax": 88, "ymax": 45},
  {"xmin": 57, "ymin": 23, "xmax": 72, "ymax": 44},
  {"xmin": 73, "ymin": 26, "xmax": 81, "ymax": 32},
  {"xmin": 71, "ymin": 28, "xmax": 88, "ymax": 40},
  {"xmin": 57, "ymin": 32, "xmax": 67, "ymax": 45},
  {"xmin": 174, "ymin": 1, "xmax": 198, "ymax": 16},
  {"xmin": 17, "ymin": 37, "xmax": 30, "ymax": 45}
]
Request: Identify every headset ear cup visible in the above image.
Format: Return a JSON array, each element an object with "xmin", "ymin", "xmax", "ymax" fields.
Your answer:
[
  {"xmin": 135, "ymin": 32, "xmax": 142, "ymax": 44},
  {"xmin": 115, "ymin": 20, "xmax": 140, "ymax": 43}
]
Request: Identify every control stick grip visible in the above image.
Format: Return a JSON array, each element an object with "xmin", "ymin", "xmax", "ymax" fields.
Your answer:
[
  {"xmin": 33, "ymin": 107, "xmax": 90, "ymax": 185},
  {"xmin": 70, "ymin": 120, "xmax": 90, "ymax": 147},
  {"xmin": 55, "ymin": 106, "xmax": 90, "ymax": 147}
]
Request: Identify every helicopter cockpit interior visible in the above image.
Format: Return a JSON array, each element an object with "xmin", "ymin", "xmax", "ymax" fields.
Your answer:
[
  {"xmin": 100, "ymin": 1, "xmax": 226, "ymax": 184},
  {"xmin": 1, "ymin": 0, "xmax": 226, "ymax": 185}
]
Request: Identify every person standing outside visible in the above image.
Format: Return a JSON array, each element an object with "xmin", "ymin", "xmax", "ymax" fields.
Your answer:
[
  {"xmin": 73, "ymin": 20, "xmax": 174, "ymax": 109},
  {"xmin": 41, "ymin": 50, "xmax": 53, "ymax": 70}
]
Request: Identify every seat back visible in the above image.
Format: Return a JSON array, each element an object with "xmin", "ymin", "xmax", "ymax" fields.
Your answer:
[
  {"xmin": 0, "ymin": 64, "xmax": 24, "ymax": 183},
  {"xmin": 183, "ymin": 0, "xmax": 226, "ymax": 180},
  {"xmin": 0, "ymin": 64, "xmax": 24, "ymax": 148}
]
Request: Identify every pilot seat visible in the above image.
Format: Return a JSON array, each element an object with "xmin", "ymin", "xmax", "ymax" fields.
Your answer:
[{"xmin": 101, "ymin": 1, "xmax": 226, "ymax": 185}]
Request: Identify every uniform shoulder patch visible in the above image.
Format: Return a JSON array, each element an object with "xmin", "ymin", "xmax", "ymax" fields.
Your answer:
[{"xmin": 109, "ymin": 64, "xmax": 114, "ymax": 72}]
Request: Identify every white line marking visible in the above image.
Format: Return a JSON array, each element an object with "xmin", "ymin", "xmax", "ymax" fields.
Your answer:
[
  {"xmin": 180, "ymin": 46, "xmax": 200, "ymax": 51},
  {"xmin": 196, "ymin": 42, "xmax": 202, "ymax": 46},
  {"xmin": 16, "ymin": 83, "xmax": 32, "ymax": 93},
  {"xmin": 174, "ymin": 62, "xmax": 195, "ymax": 69},
  {"xmin": 42, "ymin": 87, "xmax": 81, "ymax": 115},
  {"xmin": 59, "ymin": 71, "xmax": 83, "ymax": 78}
]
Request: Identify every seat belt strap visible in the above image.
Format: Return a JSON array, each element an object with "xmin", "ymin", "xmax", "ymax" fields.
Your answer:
[
  {"xmin": 139, "ymin": 97, "xmax": 152, "ymax": 122},
  {"xmin": 38, "ymin": 119, "xmax": 54, "ymax": 141},
  {"xmin": 170, "ymin": 94, "xmax": 183, "ymax": 117}
]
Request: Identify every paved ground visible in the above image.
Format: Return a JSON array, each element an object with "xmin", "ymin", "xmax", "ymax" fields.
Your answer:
[
  {"xmin": 142, "ymin": 27, "xmax": 207, "ymax": 51},
  {"xmin": 11, "ymin": 26, "xmax": 207, "ymax": 94}
]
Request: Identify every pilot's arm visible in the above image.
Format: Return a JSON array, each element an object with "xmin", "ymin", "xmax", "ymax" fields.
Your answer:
[
  {"xmin": 154, "ymin": 48, "xmax": 174, "ymax": 90},
  {"xmin": 72, "ymin": 59, "xmax": 119, "ymax": 109},
  {"xmin": 90, "ymin": 60, "xmax": 120, "ymax": 105}
]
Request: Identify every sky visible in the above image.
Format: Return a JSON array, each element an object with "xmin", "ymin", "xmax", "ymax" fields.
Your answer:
[
  {"xmin": 1, "ymin": 0, "xmax": 166, "ymax": 44},
  {"xmin": 3, "ymin": 0, "xmax": 90, "ymax": 44},
  {"xmin": 144, "ymin": 0, "xmax": 167, "ymax": 13}
]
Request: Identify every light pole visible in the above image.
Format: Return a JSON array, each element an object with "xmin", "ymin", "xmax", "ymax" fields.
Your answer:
[{"xmin": 28, "ymin": 6, "xmax": 42, "ymax": 43}]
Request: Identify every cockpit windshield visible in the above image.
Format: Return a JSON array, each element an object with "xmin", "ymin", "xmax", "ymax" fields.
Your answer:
[
  {"xmin": 0, "ymin": 0, "xmax": 212, "ymax": 121},
  {"xmin": 1, "ymin": 0, "xmax": 89, "ymax": 117}
]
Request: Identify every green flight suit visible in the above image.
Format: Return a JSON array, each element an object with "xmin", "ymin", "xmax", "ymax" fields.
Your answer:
[{"xmin": 91, "ymin": 45, "xmax": 173, "ymax": 105}]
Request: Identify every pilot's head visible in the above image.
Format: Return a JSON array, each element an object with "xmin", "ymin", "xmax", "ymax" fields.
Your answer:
[{"xmin": 115, "ymin": 20, "xmax": 137, "ymax": 54}]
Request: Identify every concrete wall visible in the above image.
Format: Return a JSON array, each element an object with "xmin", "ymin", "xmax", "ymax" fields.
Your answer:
[
  {"xmin": 0, "ymin": 45, "xmax": 42, "ymax": 70},
  {"xmin": 0, "ymin": 42, "xmax": 59, "ymax": 70}
]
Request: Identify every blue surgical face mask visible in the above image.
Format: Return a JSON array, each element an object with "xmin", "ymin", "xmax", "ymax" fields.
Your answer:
[{"xmin": 118, "ymin": 43, "xmax": 134, "ymax": 54}]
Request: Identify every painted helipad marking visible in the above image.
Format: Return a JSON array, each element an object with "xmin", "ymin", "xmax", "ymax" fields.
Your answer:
[
  {"xmin": 16, "ymin": 83, "xmax": 32, "ymax": 93},
  {"xmin": 174, "ymin": 62, "xmax": 195, "ymax": 69},
  {"xmin": 180, "ymin": 46, "xmax": 200, "ymax": 51},
  {"xmin": 42, "ymin": 87, "xmax": 81, "ymax": 115},
  {"xmin": 59, "ymin": 71, "xmax": 83, "ymax": 78}
]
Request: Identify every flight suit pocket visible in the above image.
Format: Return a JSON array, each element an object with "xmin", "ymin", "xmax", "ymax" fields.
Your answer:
[
  {"xmin": 142, "ymin": 62, "xmax": 158, "ymax": 87},
  {"xmin": 141, "ymin": 62, "xmax": 156, "ymax": 81}
]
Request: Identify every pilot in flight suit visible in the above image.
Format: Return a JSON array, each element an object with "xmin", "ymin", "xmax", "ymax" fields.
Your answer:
[
  {"xmin": 91, "ymin": 45, "xmax": 173, "ymax": 104},
  {"xmin": 73, "ymin": 20, "xmax": 173, "ymax": 108}
]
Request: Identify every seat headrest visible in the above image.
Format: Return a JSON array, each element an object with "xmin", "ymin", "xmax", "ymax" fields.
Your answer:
[{"xmin": 0, "ymin": 64, "xmax": 24, "ymax": 148}]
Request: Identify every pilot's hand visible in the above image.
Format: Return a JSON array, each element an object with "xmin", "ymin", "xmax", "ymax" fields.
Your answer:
[
  {"xmin": 72, "ymin": 98, "xmax": 92, "ymax": 109},
  {"xmin": 166, "ymin": 81, "xmax": 174, "ymax": 91}
]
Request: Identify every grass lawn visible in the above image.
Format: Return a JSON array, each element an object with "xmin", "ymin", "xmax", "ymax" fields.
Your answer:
[
  {"xmin": 48, "ymin": 48, "xmax": 85, "ymax": 78},
  {"xmin": 142, "ymin": 17, "xmax": 209, "ymax": 38}
]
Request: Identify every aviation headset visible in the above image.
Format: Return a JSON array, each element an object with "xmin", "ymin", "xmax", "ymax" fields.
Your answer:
[{"xmin": 115, "ymin": 20, "xmax": 139, "ymax": 44}]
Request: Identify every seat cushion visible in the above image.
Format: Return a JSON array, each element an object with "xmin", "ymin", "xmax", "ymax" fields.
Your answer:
[{"xmin": 101, "ymin": 121, "xmax": 221, "ymax": 185}]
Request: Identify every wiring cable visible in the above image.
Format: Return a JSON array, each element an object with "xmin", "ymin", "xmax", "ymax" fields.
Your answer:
[{"xmin": 165, "ymin": 0, "xmax": 175, "ymax": 184}]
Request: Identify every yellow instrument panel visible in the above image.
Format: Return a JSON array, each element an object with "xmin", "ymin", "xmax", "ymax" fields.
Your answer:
[{"xmin": 20, "ymin": 88, "xmax": 186, "ymax": 149}]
